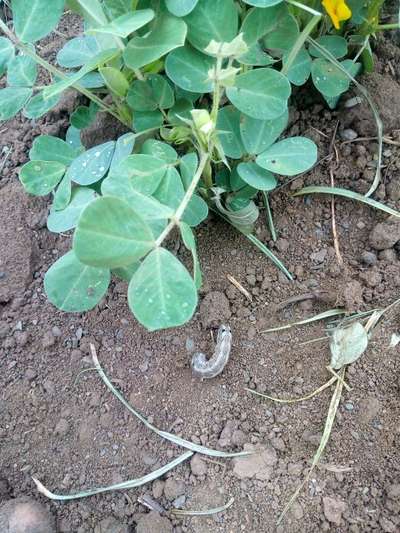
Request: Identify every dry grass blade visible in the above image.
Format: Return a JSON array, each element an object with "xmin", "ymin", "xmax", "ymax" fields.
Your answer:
[
  {"xmin": 171, "ymin": 497, "xmax": 235, "ymax": 516},
  {"xmin": 261, "ymin": 309, "xmax": 346, "ymax": 333},
  {"xmin": 91, "ymin": 346, "xmax": 250, "ymax": 458},
  {"xmin": 277, "ymin": 369, "xmax": 345, "ymax": 525},
  {"xmin": 246, "ymin": 376, "xmax": 337, "ymax": 404},
  {"xmin": 227, "ymin": 274, "xmax": 252, "ymax": 302},
  {"xmin": 33, "ymin": 451, "xmax": 193, "ymax": 501},
  {"xmin": 293, "ymin": 186, "xmax": 400, "ymax": 217}
]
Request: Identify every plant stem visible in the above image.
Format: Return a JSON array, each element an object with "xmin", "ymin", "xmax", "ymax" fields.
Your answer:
[
  {"xmin": 281, "ymin": 13, "xmax": 321, "ymax": 76},
  {"xmin": 210, "ymin": 57, "xmax": 223, "ymax": 123},
  {"xmin": 155, "ymin": 152, "xmax": 209, "ymax": 247},
  {"xmin": 285, "ymin": 0, "xmax": 322, "ymax": 17},
  {"xmin": 0, "ymin": 19, "xmax": 131, "ymax": 128},
  {"xmin": 263, "ymin": 192, "xmax": 277, "ymax": 241},
  {"xmin": 376, "ymin": 23, "xmax": 400, "ymax": 30}
]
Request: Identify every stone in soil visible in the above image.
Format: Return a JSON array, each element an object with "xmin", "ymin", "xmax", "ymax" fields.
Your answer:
[
  {"xmin": 135, "ymin": 511, "xmax": 173, "ymax": 533},
  {"xmin": 322, "ymin": 495, "xmax": 347, "ymax": 526},
  {"xmin": 163, "ymin": 478, "xmax": 186, "ymax": 501},
  {"xmin": 369, "ymin": 218, "xmax": 400, "ymax": 251},
  {"xmin": 233, "ymin": 443, "xmax": 277, "ymax": 480},
  {"xmin": 0, "ymin": 497, "xmax": 55, "ymax": 533},
  {"xmin": 190, "ymin": 454, "xmax": 208, "ymax": 477},
  {"xmin": 94, "ymin": 517, "xmax": 130, "ymax": 533}
]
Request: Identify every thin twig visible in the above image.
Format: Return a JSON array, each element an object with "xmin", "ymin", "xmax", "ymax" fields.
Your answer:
[
  {"xmin": 226, "ymin": 274, "xmax": 252, "ymax": 302},
  {"xmin": 330, "ymin": 169, "xmax": 344, "ymax": 266}
]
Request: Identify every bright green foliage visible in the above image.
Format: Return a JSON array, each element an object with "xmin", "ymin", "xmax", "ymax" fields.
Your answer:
[
  {"xmin": 9, "ymin": 0, "xmax": 382, "ymax": 331},
  {"xmin": 128, "ymin": 248, "xmax": 198, "ymax": 331},
  {"xmin": 44, "ymin": 250, "xmax": 110, "ymax": 312}
]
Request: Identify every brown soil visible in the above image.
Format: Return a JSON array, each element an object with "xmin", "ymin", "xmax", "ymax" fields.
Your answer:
[{"xmin": 1, "ymin": 17, "xmax": 400, "ymax": 533}]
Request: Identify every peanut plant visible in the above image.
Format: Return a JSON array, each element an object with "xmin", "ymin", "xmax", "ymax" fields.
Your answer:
[{"xmin": 0, "ymin": 0, "xmax": 391, "ymax": 330}]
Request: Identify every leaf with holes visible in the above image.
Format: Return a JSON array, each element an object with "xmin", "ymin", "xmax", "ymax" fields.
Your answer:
[
  {"xmin": 256, "ymin": 137, "xmax": 317, "ymax": 176},
  {"xmin": 45, "ymin": 250, "xmax": 110, "ymax": 312},
  {"xmin": 128, "ymin": 247, "xmax": 198, "ymax": 331}
]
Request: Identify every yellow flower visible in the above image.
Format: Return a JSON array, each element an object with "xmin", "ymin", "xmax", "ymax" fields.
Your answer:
[{"xmin": 322, "ymin": 0, "xmax": 352, "ymax": 29}]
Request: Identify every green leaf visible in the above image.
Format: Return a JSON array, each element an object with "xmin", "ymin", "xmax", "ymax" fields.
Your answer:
[
  {"xmin": 311, "ymin": 58, "xmax": 350, "ymax": 98},
  {"xmin": 148, "ymin": 74, "xmax": 175, "ymax": 109},
  {"xmin": 12, "ymin": 0, "xmax": 65, "ymax": 43},
  {"xmin": 0, "ymin": 37, "xmax": 15, "ymax": 73},
  {"xmin": 183, "ymin": 194, "xmax": 209, "ymax": 227},
  {"xmin": 43, "ymin": 49, "xmax": 119, "ymax": 99},
  {"xmin": 70, "ymin": 103, "xmax": 99, "ymax": 129},
  {"xmin": 309, "ymin": 36, "xmax": 348, "ymax": 59},
  {"xmin": 74, "ymin": 196, "xmax": 155, "ymax": 268},
  {"xmin": 44, "ymin": 250, "xmax": 110, "ymax": 312},
  {"xmin": 67, "ymin": 0, "xmax": 107, "ymax": 26},
  {"xmin": 184, "ymin": 0, "xmax": 238, "ymax": 53},
  {"xmin": 133, "ymin": 109, "xmax": 163, "ymax": 132},
  {"xmin": 20, "ymin": 161, "xmax": 66, "ymax": 196},
  {"xmin": 66, "ymin": 141, "xmax": 115, "ymax": 185},
  {"xmin": 237, "ymin": 162, "xmax": 277, "ymax": 191},
  {"xmin": 217, "ymin": 105, "xmax": 245, "ymax": 160},
  {"xmin": 128, "ymin": 247, "xmax": 198, "ymax": 331},
  {"xmin": 30, "ymin": 135, "xmax": 77, "ymax": 165},
  {"xmin": 180, "ymin": 221, "xmax": 202, "ymax": 288},
  {"xmin": 330, "ymin": 322, "xmax": 368, "ymax": 370},
  {"xmin": 240, "ymin": 4, "xmax": 287, "ymax": 46},
  {"xmin": 167, "ymin": 98, "xmax": 194, "ymax": 125},
  {"xmin": 113, "ymin": 261, "xmax": 140, "ymax": 282},
  {"xmin": 180, "ymin": 152, "xmax": 198, "ymax": 189},
  {"xmin": 53, "ymin": 174, "xmax": 72, "ymax": 211},
  {"xmin": 48, "ymin": 187, "xmax": 97, "ymax": 233},
  {"xmin": 165, "ymin": 45, "xmax": 214, "ymax": 93},
  {"xmin": 57, "ymin": 36, "xmax": 101, "ymax": 68},
  {"xmin": 108, "ymin": 154, "xmax": 169, "ymax": 195},
  {"xmin": 240, "ymin": 109, "xmax": 288, "ymax": 155},
  {"xmin": 7, "ymin": 54, "xmax": 37, "ymax": 87},
  {"xmin": 88, "ymin": 10, "xmax": 154, "ymax": 38},
  {"xmin": 101, "ymin": 177, "xmax": 173, "ymax": 220},
  {"xmin": 243, "ymin": 0, "xmax": 283, "ymax": 5},
  {"xmin": 154, "ymin": 166, "xmax": 184, "ymax": 209},
  {"xmin": 226, "ymin": 68, "xmax": 291, "ymax": 120},
  {"xmin": 123, "ymin": 13, "xmax": 187, "ymax": 70},
  {"xmin": 110, "ymin": 133, "xmax": 135, "ymax": 171},
  {"xmin": 166, "ymin": 0, "xmax": 199, "ymax": 17},
  {"xmin": 0, "ymin": 87, "xmax": 32, "ymax": 120},
  {"xmin": 283, "ymin": 46, "xmax": 311, "ymax": 86},
  {"xmin": 263, "ymin": 12, "xmax": 298, "ymax": 54},
  {"xmin": 99, "ymin": 67, "xmax": 129, "ymax": 97},
  {"xmin": 141, "ymin": 139, "xmax": 178, "ymax": 163},
  {"xmin": 103, "ymin": 0, "xmax": 131, "ymax": 17},
  {"xmin": 127, "ymin": 79, "xmax": 158, "ymax": 111},
  {"xmin": 23, "ymin": 91, "xmax": 60, "ymax": 119},
  {"xmin": 66, "ymin": 126, "xmax": 83, "ymax": 152},
  {"xmin": 256, "ymin": 137, "xmax": 317, "ymax": 176}
]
